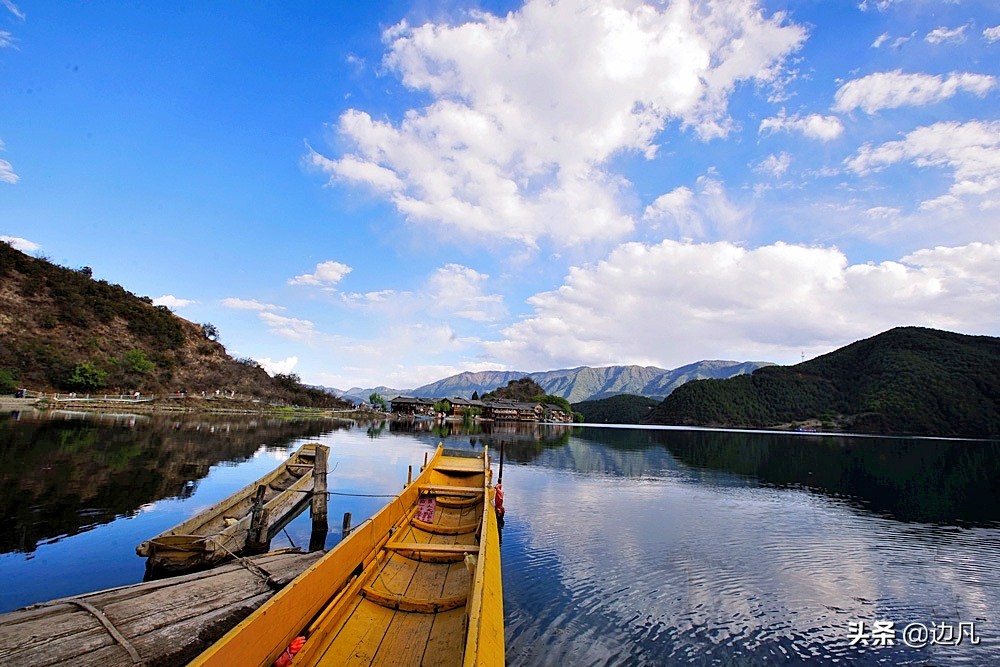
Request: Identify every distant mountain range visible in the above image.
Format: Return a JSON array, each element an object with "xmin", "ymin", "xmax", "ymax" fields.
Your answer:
[{"xmin": 327, "ymin": 360, "xmax": 770, "ymax": 405}]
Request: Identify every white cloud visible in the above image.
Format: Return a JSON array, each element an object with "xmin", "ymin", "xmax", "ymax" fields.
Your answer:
[
  {"xmin": 834, "ymin": 70, "xmax": 996, "ymax": 114},
  {"xmin": 759, "ymin": 110, "xmax": 843, "ymax": 141},
  {"xmin": 483, "ymin": 240, "xmax": 1000, "ymax": 370},
  {"xmin": 0, "ymin": 30, "xmax": 15, "ymax": 49},
  {"xmin": 643, "ymin": 176, "xmax": 750, "ymax": 241},
  {"xmin": 858, "ymin": 0, "xmax": 899, "ymax": 11},
  {"xmin": 426, "ymin": 264, "xmax": 506, "ymax": 322},
  {"xmin": 259, "ymin": 312, "xmax": 316, "ymax": 340},
  {"xmin": 891, "ymin": 33, "xmax": 915, "ymax": 48},
  {"xmin": 320, "ymin": 323, "xmax": 494, "ymax": 388},
  {"xmin": 340, "ymin": 289, "xmax": 399, "ymax": 305},
  {"xmin": 926, "ymin": 25, "xmax": 968, "ymax": 45},
  {"xmin": 339, "ymin": 263, "xmax": 505, "ymax": 323},
  {"xmin": 754, "ymin": 152, "xmax": 792, "ymax": 178},
  {"xmin": 221, "ymin": 297, "xmax": 285, "ymax": 312},
  {"xmin": 288, "ymin": 260, "xmax": 353, "ymax": 287},
  {"xmin": 985, "ymin": 26, "xmax": 1000, "ymax": 43},
  {"xmin": 1, "ymin": 0, "xmax": 24, "ymax": 21},
  {"xmin": 312, "ymin": 0, "xmax": 806, "ymax": 247},
  {"xmin": 871, "ymin": 32, "xmax": 889, "ymax": 48},
  {"xmin": 153, "ymin": 295, "xmax": 196, "ymax": 310},
  {"xmin": 0, "ymin": 140, "xmax": 17, "ymax": 184},
  {"xmin": 0, "ymin": 235, "xmax": 38, "ymax": 251},
  {"xmin": 865, "ymin": 206, "xmax": 901, "ymax": 220},
  {"xmin": 256, "ymin": 356, "xmax": 299, "ymax": 376},
  {"xmin": 846, "ymin": 120, "xmax": 1000, "ymax": 207}
]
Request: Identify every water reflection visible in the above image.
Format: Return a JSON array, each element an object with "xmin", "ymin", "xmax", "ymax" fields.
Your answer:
[
  {"xmin": 0, "ymin": 409, "xmax": 350, "ymax": 554},
  {"xmin": 492, "ymin": 430, "xmax": 1000, "ymax": 666},
  {"xmin": 2, "ymin": 414, "xmax": 998, "ymax": 664}
]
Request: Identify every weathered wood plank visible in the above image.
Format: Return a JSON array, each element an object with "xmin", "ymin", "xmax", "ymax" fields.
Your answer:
[
  {"xmin": 421, "ymin": 607, "xmax": 467, "ymax": 667},
  {"xmin": 372, "ymin": 607, "xmax": 433, "ymax": 667},
  {"xmin": 314, "ymin": 599, "xmax": 395, "ymax": 666},
  {"xmin": 0, "ymin": 550, "xmax": 323, "ymax": 667}
]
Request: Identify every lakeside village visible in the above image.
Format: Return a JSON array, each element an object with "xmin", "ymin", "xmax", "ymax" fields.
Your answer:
[{"xmin": 384, "ymin": 395, "xmax": 575, "ymax": 423}]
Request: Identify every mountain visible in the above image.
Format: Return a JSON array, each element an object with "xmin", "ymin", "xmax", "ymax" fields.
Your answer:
[
  {"xmin": 332, "ymin": 386, "xmax": 412, "ymax": 404},
  {"xmin": 645, "ymin": 327, "xmax": 1000, "ymax": 438},
  {"xmin": 0, "ymin": 242, "xmax": 348, "ymax": 408},
  {"xmin": 411, "ymin": 361, "xmax": 770, "ymax": 403}
]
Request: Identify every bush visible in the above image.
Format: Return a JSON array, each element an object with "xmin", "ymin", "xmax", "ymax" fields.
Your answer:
[
  {"xmin": 123, "ymin": 349, "xmax": 155, "ymax": 375},
  {"xmin": 0, "ymin": 369, "xmax": 17, "ymax": 393},
  {"xmin": 66, "ymin": 362, "xmax": 108, "ymax": 392}
]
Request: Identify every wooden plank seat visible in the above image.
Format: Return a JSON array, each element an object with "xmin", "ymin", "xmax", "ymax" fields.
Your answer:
[
  {"xmin": 385, "ymin": 542, "xmax": 480, "ymax": 554},
  {"xmin": 411, "ymin": 518, "xmax": 480, "ymax": 535},
  {"xmin": 360, "ymin": 587, "xmax": 468, "ymax": 614},
  {"xmin": 436, "ymin": 495, "xmax": 482, "ymax": 509},
  {"xmin": 418, "ymin": 485, "xmax": 484, "ymax": 497}
]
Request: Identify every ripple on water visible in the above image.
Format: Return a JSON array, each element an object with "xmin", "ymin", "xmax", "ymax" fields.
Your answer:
[{"xmin": 502, "ymin": 466, "xmax": 1000, "ymax": 666}]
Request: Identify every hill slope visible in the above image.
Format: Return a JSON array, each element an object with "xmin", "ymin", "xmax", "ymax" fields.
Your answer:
[
  {"xmin": 646, "ymin": 327, "xmax": 1000, "ymax": 438},
  {"xmin": 572, "ymin": 394, "xmax": 660, "ymax": 424},
  {"xmin": 0, "ymin": 242, "xmax": 347, "ymax": 407}
]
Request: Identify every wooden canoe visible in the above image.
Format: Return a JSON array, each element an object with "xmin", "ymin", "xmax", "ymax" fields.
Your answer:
[
  {"xmin": 190, "ymin": 444, "xmax": 504, "ymax": 667},
  {"xmin": 136, "ymin": 443, "xmax": 325, "ymax": 575}
]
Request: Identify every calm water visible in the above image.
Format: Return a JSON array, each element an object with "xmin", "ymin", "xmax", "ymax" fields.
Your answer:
[{"xmin": 1, "ymin": 410, "xmax": 998, "ymax": 665}]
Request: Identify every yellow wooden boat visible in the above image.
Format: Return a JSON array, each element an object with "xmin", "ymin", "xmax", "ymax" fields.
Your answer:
[
  {"xmin": 136, "ymin": 443, "xmax": 323, "ymax": 575},
  {"xmin": 190, "ymin": 444, "xmax": 504, "ymax": 667}
]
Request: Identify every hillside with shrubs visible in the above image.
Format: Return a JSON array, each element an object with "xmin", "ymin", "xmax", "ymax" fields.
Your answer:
[{"xmin": 0, "ymin": 242, "xmax": 347, "ymax": 408}]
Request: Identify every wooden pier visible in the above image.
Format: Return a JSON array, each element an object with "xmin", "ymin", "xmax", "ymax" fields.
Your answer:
[{"xmin": 0, "ymin": 549, "xmax": 324, "ymax": 667}]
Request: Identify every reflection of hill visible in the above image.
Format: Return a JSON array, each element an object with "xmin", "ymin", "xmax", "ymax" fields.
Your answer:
[
  {"xmin": 494, "ymin": 425, "xmax": 1000, "ymax": 525},
  {"xmin": 0, "ymin": 411, "xmax": 348, "ymax": 554},
  {"xmin": 652, "ymin": 430, "xmax": 1000, "ymax": 525}
]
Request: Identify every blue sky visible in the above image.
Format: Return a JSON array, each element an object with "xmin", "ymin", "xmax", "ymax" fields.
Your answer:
[{"xmin": 2, "ymin": 0, "xmax": 998, "ymax": 390}]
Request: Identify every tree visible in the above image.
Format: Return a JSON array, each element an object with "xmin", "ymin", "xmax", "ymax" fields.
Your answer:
[
  {"xmin": 273, "ymin": 373, "xmax": 302, "ymax": 390},
  {"xmin": 471, "ymin": 390, "xmax": 480, "ymax": 400},
  {"xmin": 66, "ymin": 362, "xmax": 108, "ymax": 392},
  {"xmin": 369, "ymin": 392, "xmax": 387, "ymax": 411},
  {"xmin": 201, "ymin": 322, "xmax": 220, "ymax": 341},
  {"xmin": 433, "ymin": 399, "xmax": 452, "ymax": 414}
]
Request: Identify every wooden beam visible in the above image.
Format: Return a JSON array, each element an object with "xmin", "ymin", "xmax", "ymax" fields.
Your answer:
[
  {"xmin": 384, "ymin": 542, "xmax": 480, "ymax": 555},
  {"xmin": 360, "ymin": 587, "xmax": 467, "ymax": 614},
  {"xmin": 417, "ymin": 485, "xmax": 483, "ymax": 496},
  {"xmin": 410, "ymin": 519, "xmax": 479, "ymax": 535}
]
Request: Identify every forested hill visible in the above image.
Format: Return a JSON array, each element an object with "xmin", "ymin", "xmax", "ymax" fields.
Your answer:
[
  {"xmin": 572, "ymin": 394, "xmax": 660, "ymax": 424},
  {"xmin": 0, "ymin": 242, "xmax": 347, "ymax": 407},
  {"xmin": 645, "ymin": 327, "xmax": 1000, "ymax": 438}
]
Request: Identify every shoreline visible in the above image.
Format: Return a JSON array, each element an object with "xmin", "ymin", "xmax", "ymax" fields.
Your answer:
[{"xmin": 0, "ymin": 396, "xmax": 378, "ymax": 419}]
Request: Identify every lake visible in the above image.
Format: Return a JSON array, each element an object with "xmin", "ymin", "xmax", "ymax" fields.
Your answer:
[{"xmin": 1, "ymin": 409, "xmax": 998, "ymax": 665}]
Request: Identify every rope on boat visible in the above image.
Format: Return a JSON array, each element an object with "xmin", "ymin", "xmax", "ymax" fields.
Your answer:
[
  {"xmin": 62, "ymin": 599, "xmax": 146, "ymax": 665},
  {"xmin": 326, "ymin": 491, "xmax": 399, "ymax": 498},
  {"xmin": 206, "ymin": 538, "xmax": 280, "ymax": 590}
]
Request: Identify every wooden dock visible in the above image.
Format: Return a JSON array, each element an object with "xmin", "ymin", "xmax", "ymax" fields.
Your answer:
[{"xmin": 0, "ymin": 549, "xmax": 324, "ymax": 667}]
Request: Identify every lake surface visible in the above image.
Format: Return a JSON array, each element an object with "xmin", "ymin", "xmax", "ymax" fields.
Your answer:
[{"xmin": 1, "ymin": 409, "xmax": 998, "ymax": 665}]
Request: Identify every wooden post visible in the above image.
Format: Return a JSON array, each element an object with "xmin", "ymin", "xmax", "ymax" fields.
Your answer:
[
  {"xmin": 423, "ymin": 451, "xmax": 428, "ymax": 471},
  {"xmin": 498, "ymin": 440, "xmax": 505, "ymax": 485},
  {"xmin": 246, "ymin": 485, "xmax": 269, "ymax": 554},
  {"xmin": 342, "ymin": 512, "xmax": 353, "ymax": 536},
  {"xmin": 406, "ymin": 464, "xmax": 413, "ymax": 487},
  {"xmin": 309, "ymin": 445, "xmax": 330, "ymax": 552},
  {"xmin": 311, "ymin": 445, "xmax": 329, "ymax": 525}
]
